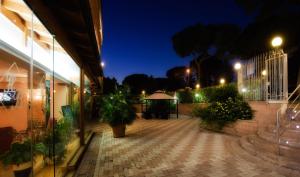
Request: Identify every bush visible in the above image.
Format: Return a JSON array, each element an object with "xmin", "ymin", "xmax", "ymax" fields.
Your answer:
[
  {"xmin": 100, "ymin": 91, "xmax": 136, "ymax": 126},
  {"xmin": 177, "ymin": 88, "xmax": 194, "ymax": 103},
  {"xmin": 0, "ymin": 139, "xmax": 44, "ymax": 166},
  {"xmin": 193, "ymin": 84, "xmax": 253, "ymax": 130},
  {"xmin": 202, "ymin": 84, "xmax": 239, "ymax": 102}
]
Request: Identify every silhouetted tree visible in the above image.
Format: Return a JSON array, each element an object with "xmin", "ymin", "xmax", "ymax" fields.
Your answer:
[
  {"xmin": 103, "ymin": 77, "xmax": 118, "ymax": 94},
  {"xmin": 122, "ymin": 74, "xmax": 154, "ymax": 95},
  {"xmin": 196, "ymin": 56, "xmax": 234, "ymax": 87},
  {"xmin": 172, "ymin": 23, "xmax": 240, "ymax": 86},
  {"xmin": 166, "ymin": 66, "xmax": 187, "ymax": 90}
]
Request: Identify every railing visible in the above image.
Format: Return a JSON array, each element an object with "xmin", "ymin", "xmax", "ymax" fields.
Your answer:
[
  {"xmin": 276, "ymin": 83, "xmax": 300, "ymax": 151},
  {"xmin": 238, "ymin": 50, "xmax": 288, "ymax": 102}
]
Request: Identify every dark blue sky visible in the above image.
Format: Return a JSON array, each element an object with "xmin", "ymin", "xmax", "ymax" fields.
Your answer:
[{"xmin": 102, "ymin": 0, "xmax": 253, "ymax": 83}]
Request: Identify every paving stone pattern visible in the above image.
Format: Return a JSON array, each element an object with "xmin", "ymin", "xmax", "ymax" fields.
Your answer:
[{"xmin": 76, "ymin": 118, "xmax": 287, "ymax": 177}]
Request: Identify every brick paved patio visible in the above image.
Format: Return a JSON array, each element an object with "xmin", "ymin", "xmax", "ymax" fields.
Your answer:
[{"xmin": 75, "ymin": 117, "xmax": 288, "ymax": 177}]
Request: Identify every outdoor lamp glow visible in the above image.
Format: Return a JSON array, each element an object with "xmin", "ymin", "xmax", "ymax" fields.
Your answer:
[
  {"xmin": 196, "ymin": 83, "xmax": 200, "ymax": 89},
  {"xmin": 195, "ymin": 93, "xmax": 200, "ymax": 97},
  {"xmin": 271, "ymin": 36, "xmax": 283, "ymax": 47},
  {"xmin": 186, "ymin": 68, "xmax": 190, "ymax": 74},
  {"xmin": 101, "ymin": 61, "xmax": 105, "ymax": 67},
  {"xmin": 241, "ymin": 88, "xmax": 247, "ymax": 93},
  {"xmin": 142, "ymin": 90, "xmax": 146, "ymax": 95},
  {"xmin": 220, "ymin": 78, "xmax": 225, "ymax": 85},
  {"xmin": 234, "ymin": 62, "xmax": 241, "ymax": 70},
  {"xmin": 262, "ymin": 70, "xmax": 267, "ymax": 76}
]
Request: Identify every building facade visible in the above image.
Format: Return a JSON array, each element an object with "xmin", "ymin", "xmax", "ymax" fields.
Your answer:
[{"xmin": 0, "ymin": 0, "xmax": 103, "ymax": 176}]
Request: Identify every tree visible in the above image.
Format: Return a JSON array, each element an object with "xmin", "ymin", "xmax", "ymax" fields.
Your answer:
[
  {"xmin": 103, "ymin": 77, "xmax": 118, "ymax": 94},
  {"xmin": 195, "ymin": 56, "xmax": 234, "ymax": 87},
  {"xmin": 235, "ymin": 0, "xmax": 300, "ymax": 22},
  {"xmin": 172, "ymin": 23, "xmax": 240, "ymax": 86},
  {"xmin": 166, "ymin": 66, "xmax": 187, "ymax": 90},
  {"xmin": 122, "ymin": 74, "xmax": 154, "ymax": 95}
]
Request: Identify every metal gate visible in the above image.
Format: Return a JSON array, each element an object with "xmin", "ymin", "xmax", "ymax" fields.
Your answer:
[
  {"xmin": 265, "ymin": 50, "xmax": 288, "ymax": 101},
  {"xmin": 238, "ymin": 49, "xmax": 288, "ymax": 102}
]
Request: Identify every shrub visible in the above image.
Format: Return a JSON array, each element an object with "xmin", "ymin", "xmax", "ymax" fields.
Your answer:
[
  {"xmin": 0, "ymin": 139, "xmax": 44, "ymax": 166},
  {"xmin": 100, "ymin": 91, "xmax": 136, "ymax": 126},
  {"xmin": 202, "ymin": 84, "xmax": 239, "ymax": 102},
  {"xmin": 193, "ymin": 84, "xmax": 253, "ymax": 130},
  {"xmin": 177, "ymin": 88, "xmax": 194, "ymax": 103}
]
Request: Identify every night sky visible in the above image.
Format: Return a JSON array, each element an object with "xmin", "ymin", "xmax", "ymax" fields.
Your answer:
[{"xmin": 102, "ymin": 0, "xmax": 253, "ymax": 83}]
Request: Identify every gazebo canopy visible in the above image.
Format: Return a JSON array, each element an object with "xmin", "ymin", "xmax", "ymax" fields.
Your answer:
[{"xmin": 144, "ymin": 90, "xmax": 175, "ymax": 100}]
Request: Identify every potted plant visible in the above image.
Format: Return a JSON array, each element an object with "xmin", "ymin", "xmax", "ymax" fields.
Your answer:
[
  {"xmin": 0, "ymin": 139, "xmax": 43, "ymax": 177},
  {"xmin": 100, "ymin": 91, "xmax": 136, "ymax": 138},
  {"xmin": 38, "ymin": 118, "xmax": 72, "ymax": 165}
]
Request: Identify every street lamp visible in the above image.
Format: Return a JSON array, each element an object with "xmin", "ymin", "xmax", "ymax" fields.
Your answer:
[
  {"xmin": 101, "ymin": 61, "xmax": 105, "ymax": 67},
  {"xmin": 234, "ymin": 62, "xmax": 241, "ymax": 70},
  {"xmin": 186, "ymin": 68, "xmax": 190, "ymax": 74},
  {"xmin": 186, "ymin": 68, "xmax": 191, "ymax": 87},
  {"xmin": 271, "ymin": 36, "xmax": 283, "ymax": 48},
  {"xmin": 220, "ymin": 78, "xmax": 225, "ymax": 85}
]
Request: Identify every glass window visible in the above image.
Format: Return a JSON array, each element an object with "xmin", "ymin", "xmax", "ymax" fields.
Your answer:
[{"xmin": 0, "ymin": 1, "xmax": 82, "ymax": 177}]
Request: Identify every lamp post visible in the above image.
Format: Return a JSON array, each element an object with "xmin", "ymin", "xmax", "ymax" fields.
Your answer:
[
  {"xmin": 234, "ymin": 62, "xmax": 243, "ymax": 92},
  {"xmin": 186, "ymin": 68, "xmax": 190, "ymax": 87},
  {"xmin": 271, "ymin": 36, "xmax": 283, "ymax": 48},
  {"xmin": 101, "ymin": 61, "xmax": 105, "ymax": 68}
]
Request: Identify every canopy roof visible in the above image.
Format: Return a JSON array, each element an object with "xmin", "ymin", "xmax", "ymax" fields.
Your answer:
[{"xmin": 145, "ymin": 90, "xmax": 175, "ymax": 100}]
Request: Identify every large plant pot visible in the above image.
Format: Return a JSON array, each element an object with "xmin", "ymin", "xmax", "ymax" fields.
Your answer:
[
  {"xmin": 12, "ymin": 162, "xmax": 32, "ymax": 177},
  {"xmin": 112, "ymin": 124, "xmax": 126, "ymax": 138}
]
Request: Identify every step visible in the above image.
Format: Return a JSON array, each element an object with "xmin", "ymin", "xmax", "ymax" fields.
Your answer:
[
  {"xmin": 239, "ymin": 135, "xmax": 300, "ymax": 172},
  {"xmin": 257, "ymin": 129, "xmax": 277, "ymax": 143},
  {"xmin": 233, "ymin": 138, "xmax": 300, "ymax": 177}
]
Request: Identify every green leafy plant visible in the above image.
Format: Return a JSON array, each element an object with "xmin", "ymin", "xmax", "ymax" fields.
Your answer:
[
  {"xmin": 202, "ymin": 84, "xmax": 239, "ymax": 102},
  {"xmin": 100, "ymin": 91, "xmax": 136, "ymax": 127},
  {"xmin": 177, "ymin": 88, "xmax": 194, "ymax": 103},
  {"xmin": 0, "ymin": 139, "xmax": 44, "ymax": 166},
  {"xmin": 193, "ymin": 84, "xmax": 253, "ymax": 130},
  {"xmin": 39, "ymin": 118, "xmax": 73, "ymax": 164}
]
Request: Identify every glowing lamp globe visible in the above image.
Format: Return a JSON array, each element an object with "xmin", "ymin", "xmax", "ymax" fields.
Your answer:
[{"xmin": 271, "ymin": 36, "xmax": 283, "ymax": 48}]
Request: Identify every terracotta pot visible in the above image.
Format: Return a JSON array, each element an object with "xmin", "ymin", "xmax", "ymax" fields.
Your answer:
[
  {"xmin": 12, "ymin": 162, "xmax": 32, "ymax": 177},
  {"xmin": 112, "ymin": 124, "xmax": 126, "ymax": 138}
]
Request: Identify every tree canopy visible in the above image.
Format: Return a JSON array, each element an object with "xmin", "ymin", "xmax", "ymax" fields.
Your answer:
[{"xmin": 172, "ymin": 23, "xmax": 239, "ymax": 85}]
